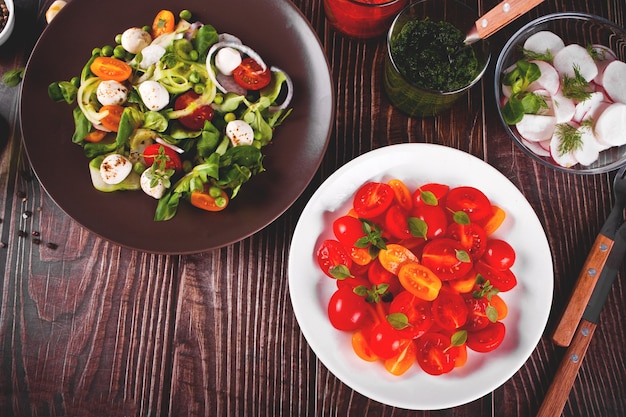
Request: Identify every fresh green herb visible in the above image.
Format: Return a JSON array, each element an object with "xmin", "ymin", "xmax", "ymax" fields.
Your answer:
[
  {"xmin": 354, "ymin": 284, "xmax": 390, "ymax": 304},
  {"xmin": 450, "ymin": 330, "xmax": 468, "ymax": 347},
  {"xmin": 500, "ymin": 60, "xmax": 543, "ymax": 124},
  {"xmin": 554, "ymin": 123, "xmax": 583, "ymax": 156},
  {"xmin": 328, "ymin": 265, "xmax": 353, "ymax": 280},
  {"xmin": 391, "ymin": 18, "xmax": 479, "ymax": 91},
  {"xmin": 521, "ymin": 47, "xmax": 553, "ymax": 63},
  {"xmin": 452, "ymin": 211, "xmax": 470, "ymax": 225},
  {"xmin": 355, "ymin": 219, "xmax": 387, "ymax": 258},
  {"xmin": 587, "ymin": 44, "xmax": 607, "ymax": 61},
  {"xmin": 455, "ymin": 249, "xmax": 471, "ymax": 263},
  {"xmin": 2, "ymin": 68, "xmax": 25, "ymax": 87},
  {"xmin": 387, "ymin": 312, "xmax": 411, "ymax": 330},
  {"xmin": 408, "ymin": 217, "xmax": 428, "ymax": 239},
  {"xmin": 561, "ymin": 66, "xmax": 592, "ymax": 101},
  {"xmin": 419, "ymin": 189, "xmax": 439, "ymax": 206}
]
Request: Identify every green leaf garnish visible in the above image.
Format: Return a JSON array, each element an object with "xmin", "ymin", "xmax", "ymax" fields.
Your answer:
[
  {"xmin": 554, "ymin": 123, "xmax": 583, "ymax": 156},
  {"xmin": 420, "ymin": 190, "xmax": 439, "ymax": 206},
  {"xmin": 387, "ymin": 312, "xmax": 411, "ymax": 330},
  {"xmin": 450, "ymin": 330, "xmax": 468, "ymax": 347},
  {"xmin": 456, "ymin": 249, "xmax": 471, "ymax": 263},
  {"xmin": 329, "ymin": 264, "xmax": 352, "ymax": 280},
  {"xmin": 408, "ymin": 217, "xmax": 428, "ymax": 239},
  {"xmin": 453, "ymin": 211, "xmax": 470, "ymax": 225}
]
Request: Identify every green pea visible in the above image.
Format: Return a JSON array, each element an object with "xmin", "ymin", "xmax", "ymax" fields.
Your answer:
[
  {"xmin": 113, "ymin": 45, "xmax": 126, "ymax": 59},
  {"xmin": 253, "ymin": 131, "xmax": 262, "ymax": 140},
  {"xmin": 142, "ymin": 25, "xmax": 151, "ymax": 33},
  {"xmin": 193, "ymin": 84, "xmax": 205, "ymax": 95},
  {"xmin": 213, "ymin": 93, "xmax": 224, "ymax": 105},
  {"xmin": 189, "ymin": 71, "xmax": 200, "ymax": 84},
  {"xmin": 208, "ymin": 186, "xmax": 223, "ymax": 198},
  {"xmin": 179, "ymin": 10, "xmax": 193, "ymax": 21},
  {"xmin": 224, "ymin": 112, "xmax": 236, "ymax": 123},
  {"xmin": 214, "ymin": 197, "xmax": 227, "ymax": 208},
  {"xmin": 188, "ymin": 50, "xmax": 199, "ymax": 62},
  {"xmin": 101, "ymin": 45, "xmax": 114, "ymax": 57},
  {"xmin": 133, "ymin": 162, "xmax": 147, "ymax": 175},
  {"xmin": 115, "ymin": 34, "xmax": 122, "ymax": 44}
]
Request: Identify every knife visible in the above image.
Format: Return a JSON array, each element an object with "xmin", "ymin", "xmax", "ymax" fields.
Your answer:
[
  {"xmin": 465, "ymin": 0, "xmax": 545, "ymax": 45},
  {"xmin": 536, "ymin": 222, "xmax": 626, "ymax": 417}
]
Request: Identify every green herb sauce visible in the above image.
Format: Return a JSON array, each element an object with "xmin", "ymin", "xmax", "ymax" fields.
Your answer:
[{"xmin": 391, "ymin": 18, "xmax": 478, "ymax": 92}]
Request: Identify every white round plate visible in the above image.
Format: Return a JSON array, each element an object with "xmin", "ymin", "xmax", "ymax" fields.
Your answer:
[{"xmin": 288, "ymin": 143, "xmax": 553, "ymax": 410}]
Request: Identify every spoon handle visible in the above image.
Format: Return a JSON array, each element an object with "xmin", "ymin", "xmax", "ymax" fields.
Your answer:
[{"xmin": 472, "ymin": 0, "xmax": 544, "ymax": 40}]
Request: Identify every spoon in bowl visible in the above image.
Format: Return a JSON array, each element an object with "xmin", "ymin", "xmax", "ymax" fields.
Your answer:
[{"xmin": 465, "ymin": 0, "xmax": 545, "ymax": 44}]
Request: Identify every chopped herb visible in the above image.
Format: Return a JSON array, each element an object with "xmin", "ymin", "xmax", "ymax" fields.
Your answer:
[
  {"xmin": 555, "ymin": 123, "xmax": 583, "ymax": 156},
  {"xmin": 561, "ymin": 66, "xmax": 592, "ymax": 101}
]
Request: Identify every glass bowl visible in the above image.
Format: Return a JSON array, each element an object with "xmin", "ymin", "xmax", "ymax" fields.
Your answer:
[{"xmin": 494, "ymin": 12, "xmax": 626, "ymax": 174}]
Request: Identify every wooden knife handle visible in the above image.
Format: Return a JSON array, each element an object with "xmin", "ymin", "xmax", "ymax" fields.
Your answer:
[
  {"xmin": 537, "ymin": 320, "xmax": 597, "ymax": 417},
  {"xmin": 552, "ymin": 234, "xmax": 613, "ymax": 347},
  {"xmin": 474, "ymin": 0, "xmax": 545, "ymax": 40}
]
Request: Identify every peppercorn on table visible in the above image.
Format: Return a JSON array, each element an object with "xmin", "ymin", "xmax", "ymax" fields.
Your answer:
[{"xmin": 1, "ymin": 0, "xmax": 625, "ymax": 416}]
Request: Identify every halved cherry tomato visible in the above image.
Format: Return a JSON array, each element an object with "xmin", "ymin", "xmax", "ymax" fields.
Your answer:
[
  {"xmin": 475, "ymin": 260, "xmax": 517, "ymax": 292},
  {"xmin": 446, "ymin": 186, "xmax": 492, "ymax": 223},
  {"xmin": 378, "ymin": 243, "xmax": 419, "ymax": 275},
  {"xmin": 316, "ymin": 239, "xmax": 353, "ymax": 279},
  {"xmin": 385, "ymin": 205, "xmax": 412, "ymax": 240},
  {"xmin": 174, "ymin": 91, "xmax": 214, "ymax": 130},
  {"xmin": 190, "ymin": 185, "xmax": 229, "ymax": 212},
  {"xmin": 152, "ymin": 9, "xmax": 176, "ymax": 38},
  {"xmin": 480, "ymin": 205, "xmax": 506, "ymax": 235},
  {"xmin": 483, "ymin": 239, "xmax": 516, "ymax": 270},
  {"xmin": 142, "ymin": 144, "xmax": 183, "ymax": 171},
  {"xmin": 368, "ymin": 259, "xmax": 403, "ymax": 296},
  {"xmin": 327, "ymin": 287, "xmax": 369, "ymax": 331},
  {"xmin": 446, "ymin": 222, "xmax": 487, "ymax": 260},
  {"xmin": 349, "ymin": 246, "xmax": 372, "ymax": 266},
  {"xmin": 353, "ymin": 182, "xmax": 395, "ymax": 219},
  {"xmin": 466, "ymin": 321, "xmax": 506, "ymax": 353},
  {"xmin": 490, "ymin": 294, "xmax": 509, "ymax": 320},
  {"xmin": 397, "ymin": 262, "xmax": 442, "ymax": 301},
  {"xmin": 384, "ymin": 340, "xmax": 416, "ymax": 376},
  {"xmin": 388, "ymin": 179, "xmax": 413, "ymax": 211},
  {"xmin": 83, "ymin": 130, "xmax": 108, "ymax": 143},
  {"xmin": 413, "ymin": 183, "xmax": 449, "ymax": 207},
  {"xmin": 336, "ymin": 275, "xmax": 370, "ymax": 291},
  {"xmin": 415, "ymin": 332, "xmax": 460, "ymax": 375},
  {"xmin": 454, "ymin": 343, "xmax": 468, "ymax": 368},
  {"xmin": 389, "ymin": 290, "xmax": 433, "ymax": 339},
  {"xmin": 410, "ymin": 204, "xmax": 448, "ymax": 239},
  {"xmin": 232, "ymin": 57, "xmax": 272, "ymax": 91},
  {"xmin": 368, "ymin": 321, "xmax": 408, "ymax": 359},
  {"xmin": 90, "ymin": 56, "xmax": 132, "ymax": 82},
  {"xmin": 98, "ymin": 104, "xmax": 124, "ymax": 132},
  {"xmin": 463, "ymin": 294, "xmax": 492, "ymax": 332},
  {"xmin": 333, "ymin": 215, "xmax": 366, "ymax": 247},
  {"xmin": 448, "ymin": 269, "xmax": 478, "ymax": 293},
  {"xmin": 421, "ymin": 238, "xmax": 473, "ymax": 281},
  {"xmin": 352, "ymin": 329, "xmax": 379, "ymax": 362},
  {"xmin": 431, "ymin": 290, "xmax": 468, "ymax": 331}
]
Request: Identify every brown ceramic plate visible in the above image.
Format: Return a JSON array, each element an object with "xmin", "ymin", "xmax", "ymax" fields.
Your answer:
[{"xmin": 20, "ymin": 0, "xmax": 333, "ymax": 254}]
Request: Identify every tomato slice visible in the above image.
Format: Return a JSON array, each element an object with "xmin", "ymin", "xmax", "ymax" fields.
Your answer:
[
  {"xmin": 368, "ymin": 321, "xmax": 408, "ymax": 359},
  {"xmin": 327, "ymin": 287, "xmax": 370, "ymax": 331},
  {"xmin": 397, "ymin": 262, "xmax": 442, "ymax": 301},
  {"xmin": 388, "ymin": 179, "xmax": 413, "ymax": 211},
  {"xmin": 232, "ymin": 57, "xmax": 272, "ymax": 90},
  {"xmin": 446, "ymin": 222, "xmax": 487, "ymax": 260},
  {"xmin": 466, "ymin": 321, "xmax": 506, "ymax": 353},
  {"xmin": 463, "ymin": 294, "xmax": 492, "ymax": 332},
  {"xmin": 409, "ymin": 204, "xmax": 448, "ymax": 239},
  {"xmin": 353, "ymin": 182, "xmax": 395, "ymax": 219},
  {"xmin": 98, "ymin": 104, "xmax": 124, "ymax": 132},
  {"xmin": 389, "ymin": 290, "xmax": 433, "ymax": 339},
  {"xmin": 142, "ymin": 143, "xmax": 183, "ymax": 171},
  {"xmin": 480, "ymin": 205, "xmax": 506, "ymax": 235},
  {"xmin": 384, "ymin": 204, "xmax": 412, "ymax": 240},
  {"xmin": 174, "ymin": 91, "xmax": 214, "ymax": 130},
  {"xmin": 421, "ymin": 238, "xmax": 473, "ymax": 281},
  {"xmin": 431, "ymin": 290, "xmax": 468, "ymax": 331},
  {"xmin": 90, "ymin": 56, "xmax": 132, "ymax": 81},
  {"xmin": 378, "ymin": 243, "xmax": 419, "ymax": 275},
  {"xmin": 413, "ymin": 183, "xmax": 450, "ymax": 207},
  {"xmin": 415, "ymin": 332, "xmax": 460, "ymax": 375},
  {"xmin": 446, "ymin": 186, "xmax": 492, "ymax": 222},
  {"xmin": 316, "ymin": 239, "xmax": 353, "ymax": 279},
  {"xmin": 475, "ymin": 260, "xmax": 517, "ymax": 292},
  {"xmin": 367, "ymin": 259, "xmax": 403, "ymax": 296},
  {"xmin": 384, "ymin": 340, "xmax": 416, "ymax": 376},
  {"xmin": 352, "ymin": 329, "xmax": 379, "ymax": 362}
]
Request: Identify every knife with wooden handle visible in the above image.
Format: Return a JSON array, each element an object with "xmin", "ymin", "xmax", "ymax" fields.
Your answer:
[
  {"xmin": 537, "ymin": 222, "xmax": 626, "ymax": 417},
  {"xmin": 465, "ymin": 0, "xmax": 545, "ymax": 44}
]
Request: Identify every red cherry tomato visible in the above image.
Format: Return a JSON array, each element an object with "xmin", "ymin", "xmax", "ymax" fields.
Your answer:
[
  {"xmin": 174, "ymin": 91, "xmax": 214, "ymax": 130},
  {"xmin": 316, "ymin": 239, "xmax": 353, "ymax": 279},
  {"xmin": 415, "ymin": 332, "xmax": 460, "ymax": 375},
  {"xmin": 421, "ymin": 238, "xmax": 473, "ymax": 281},
  {"xmin": 446, "ymin": 186, "xmax": 492, "ymax": 222},
  {"xmin": 327, "ymin": 287, "xmax": 370, "ymax": 331},
  {"xmin": 353, "ymin": 182, "xmax": 395, "ymax": 219},
  {"xmin": 413, "ymin": 183, "xmax": 450, "ymax": 207},
  {"xmin": 332, "ymin": 215, "xmax": 365, "ymax": 247},
  {"xmin": 446, "ymin": 222, "xmax": 488, "ymax": 260},
  {"xmin": 385, "ymin": 204, "xmax": 413, "ymax": 240},
  {"xmin": 463, "ymin": 294, "xmax": 492, "ymax": 332},
  {"xmin": 232, "ymin": 57, "xmax": 272, "ymax": 90},
  {"xmin": 483, "ymin": 239, "xmax": 516, "ymax": 270},
  {"xmin": 409, "ymin": 204, "xmax": 448, "ymax": 239},
  {"xmin": 142, "ymin": 144, "xmax": 183, "ymax": 171},
  {"xmin": 368, "ymin": 321, "xmax": 408, "ymax": 359},
  {"xmin": 367, "ymin": 259, "xmax": 403, "ymax": 296},
  {"xmin": 466, "ymin": 321, "xmax": 506, "ymax": 353},
  {"xmin": 475, "ymin": 260, "xmax": 517, "ymax": 292},
  {"xmin": 431, "ymin": 290, "xmax": 468, "ymax": 331},
  {"xmin": 389, "ymin": 291, "xmax": 433, "ymax": 339}
]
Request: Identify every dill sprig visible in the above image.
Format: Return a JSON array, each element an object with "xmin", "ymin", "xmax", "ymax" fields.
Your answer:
[
  {"xmin": 561, "ymin": 65, "xmax": 592, "ymax": 101},
  {"xmin": 555, "ymin": 123, "xmax": 583, "ymax": 156}
]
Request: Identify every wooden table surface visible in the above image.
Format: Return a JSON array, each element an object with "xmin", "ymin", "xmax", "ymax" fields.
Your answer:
[{"xmin": 1, "ymin": 0, "xmax": 625, "ymax": 416}]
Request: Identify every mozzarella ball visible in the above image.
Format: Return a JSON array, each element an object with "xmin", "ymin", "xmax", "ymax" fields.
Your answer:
[
  {"xmin": 100, "ymin": 154, "xmax": 132, "ymax": 185},
  {"xmin": 96, "ymin": 80, "xmax": 128, "ymax": 106},
  {"xmin": 214, "ymin": 47, "xmax": 242, "ymax": 76},
  {"xmin": 138, "ymin": 81, "xmax": 170, "ymax": 111},
  {"xmin": 138, "ymin": 44, "xmax": 166, "ymax": 69},
  {"xmin": 121, "ymin": 27, "xmax": 152, "ymax": 54},
  {"xmin": 225, "ymin": 120, "xmax": 255, "ymax": 146},
  {"xmin": 140, "ymin": 169, "xmax": 167, "ymax": 199}
]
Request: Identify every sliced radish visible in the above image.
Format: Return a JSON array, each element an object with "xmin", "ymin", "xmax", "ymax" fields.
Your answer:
[
  {"xmin": 553, "ymin": 44, "xmax": 598, "ymax": 82},
  {"xmin": 523, "ymin": 31, "xmax": 565, "ymax": 57},
  {"xmin": 572, "ymin": 91, "xmax": 606, "ymax": 122},
  {"xmin": 522, "ymin": 138, "xmax": 551, "ymax": 157},
  {"xmin": 600, "ymin": 60, "xmax": 626, "ymax": 104},
  {"xmin": 573, "ymin": 127, "xmax": 602, "ymax": 166},
  {"xmin": 516, "ymin": 114, "xmax": 557, "ymax": 142},
  {"xmin": 549, "ymin": 126, "xmax": 578, "ymax": 168},
  {"xmin": 595, "ymin": 103, "xmax": 626, "ymax": 146},
  {"xmin": 528, "ymin": 60, "xmax": 560, "ymax": 95},
  {"xmin": 550, "ymin": 92, "xmax": 576, "ymax": 123}
]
